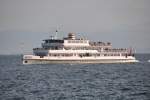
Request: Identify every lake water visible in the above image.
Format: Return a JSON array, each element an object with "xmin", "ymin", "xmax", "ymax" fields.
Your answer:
[{"xmin": 0, "ymin": 54, "xmax": 150, "ymax": 100}]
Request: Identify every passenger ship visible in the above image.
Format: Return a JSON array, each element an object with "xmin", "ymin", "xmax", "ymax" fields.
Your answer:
[{"xmin": 23, "ymin": 31, "xmax": 138, "ymax": 64}]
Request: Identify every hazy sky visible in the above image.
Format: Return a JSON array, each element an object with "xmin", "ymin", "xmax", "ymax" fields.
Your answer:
[{"xmin": 0, "ymin": 0, "xmax": 150, "ymax": 54}]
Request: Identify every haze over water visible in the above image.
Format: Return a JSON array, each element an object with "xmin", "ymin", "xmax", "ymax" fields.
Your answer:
[{"xmin": 0, "ymin": 0, "xmax": 150, "ymax": 54}]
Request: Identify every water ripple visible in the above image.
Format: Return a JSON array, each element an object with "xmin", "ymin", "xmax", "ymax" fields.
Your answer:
[{"xmin": 0, "ymin": 55, "xmax": 150, "ymax": 100}]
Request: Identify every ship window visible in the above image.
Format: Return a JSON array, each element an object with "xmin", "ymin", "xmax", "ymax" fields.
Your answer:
[
  {"xmin": 40, "ymin": 56, "xmax": 44, "ymax": 58},
  {"xmin": 24, "ymin": 61, "xmax": 28, "ymax": 63},
  {"xmin": 97, "ymin": 54, "xmax": 100, "ymax": 56},
  {"xmin": 45, "ymin": 40, "xmax": 48, "ymax": 43},
  {"xmin": 53, "ymin": 54, "xmax": 56, "ymax": 56},
  {"xmin": 84, "ymin": 41, "xmax": 87, "ymax": 43}
]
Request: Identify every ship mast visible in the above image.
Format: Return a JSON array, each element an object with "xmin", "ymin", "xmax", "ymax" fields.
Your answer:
[
  {"xmin": 55, "ymin": 24, "xmax": 63, "ymax": 39},
  {"xmin": 55, "ymin": 30, "xmax": 58, "ymax": 39}
]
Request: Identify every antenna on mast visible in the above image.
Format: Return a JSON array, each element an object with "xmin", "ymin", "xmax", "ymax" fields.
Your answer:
[
  {"xmin": 55, "ymin": 29, "xmax": 58, "ymax": 39},
  {"xmin": 48, "ymin": 26, "xmax": 58, "ymax": 39},
  {"xmin": 55, "ymin": 24, "xmax": 63, "ymax": 39}
]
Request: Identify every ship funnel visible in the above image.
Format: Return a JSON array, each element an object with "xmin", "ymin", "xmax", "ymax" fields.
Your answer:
[{"xmin": 68, "ymin": 33, "xmax": 76, "ymax": 40}]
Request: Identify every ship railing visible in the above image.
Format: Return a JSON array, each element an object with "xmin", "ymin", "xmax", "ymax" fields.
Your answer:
[
  {"xmin": 100, "ymin": 48, "xmax": 135, "ymax": 57},
  {"xmin": 33, "ymin": 48, "xmax": 48, "ymax": 50},
  {"xmin": 89, "ymin": 42, "xmax": 112, "ymax": 46},
  {"xmin": 64, "ymin": 46, "xmax": 110, "ymax": 50},
  {"xmin": 103, "ymin": 48, "xmax": 132, "ymax": 52},
  {"xmin": 33, "ymin": 47, "xmax": 63, "ymax": 50}
]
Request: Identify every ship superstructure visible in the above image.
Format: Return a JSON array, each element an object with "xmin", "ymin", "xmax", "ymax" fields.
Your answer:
[{"xmin": 23, "ymin": 32, "xmax": 138, "ymax": 64}]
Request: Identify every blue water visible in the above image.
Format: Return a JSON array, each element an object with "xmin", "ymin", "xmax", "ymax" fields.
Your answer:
[{"xmin": 0, "ymin": 54, "xmax": 150, "ymax": 100}]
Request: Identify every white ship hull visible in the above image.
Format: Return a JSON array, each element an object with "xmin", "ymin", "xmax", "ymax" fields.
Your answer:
[{"xmin": 23, "ymin": 55, "xmax": 138, "ymax": 64}]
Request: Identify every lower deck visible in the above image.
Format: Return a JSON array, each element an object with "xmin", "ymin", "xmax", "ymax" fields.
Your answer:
[{"xmin": 23, "ymin": 55, "xmax": 138, "ymax": 64}]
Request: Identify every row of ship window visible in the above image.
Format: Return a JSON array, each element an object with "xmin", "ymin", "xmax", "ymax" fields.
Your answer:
[
  {"xmin": 40, "ymin": 47, "xmax": 128, "ymax": 52},
  {"xmin": 67, "ymin": 40, "xmax": 88, "ymax": 43},
  {"xmin": 38, "ymin": 47, "xmax": 128, "ymax": 53},
  {"xmin": 48, "ymin": 53, "xmax": 128, "ymax": 57}
]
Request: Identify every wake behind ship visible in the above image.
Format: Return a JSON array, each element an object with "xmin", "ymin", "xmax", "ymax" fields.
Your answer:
[{"xmin": 23, "ymin": 32, "xmax": 138, "ymax": 64}]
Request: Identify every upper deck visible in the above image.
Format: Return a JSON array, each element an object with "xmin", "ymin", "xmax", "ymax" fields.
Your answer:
[{"xmin": 42, "ymin": 32, "xmax": 112, "ymax": 49}]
